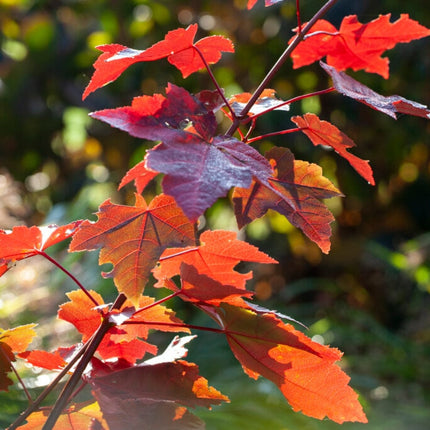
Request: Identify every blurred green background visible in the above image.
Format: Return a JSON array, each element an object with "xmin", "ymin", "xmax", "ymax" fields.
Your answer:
[{"xmin": 1, "ymin": 0, "xmax": 429, "ymax": 428}]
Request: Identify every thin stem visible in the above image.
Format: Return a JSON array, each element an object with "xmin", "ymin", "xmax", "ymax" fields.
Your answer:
[
  {"xmin": 192, "ymin": 45, "xmax": 236, "ymax": 118},
  {"xmin": 41, "ymin": 294, "xmax": 127, "ymax": 430},
  {"xmin": 225, "ymin": 0, "xmax": 339, "ymax": 137},
  {"xmin": 39, "ymin": 251, "xmax": 99, "ymax": 307},
  {"xmin": 8, "ymin": 341, "xmax": 90, "ymax": 430},
  {"xmin": 123, "ymin": 320, "xmax": 225, "ymax": 335},
  {"xmin": 243, "ymin": 119, "xmax": 257, "ymax": 142},
  {"xmin": 246, "ymin": 127, "xmax": 301, "ymax": 144},
  {"xmin": 132, "ymin": 290, "xmax": 182, "ymax": 317},
  {"xmin": 296, "ymin": 0, "xmax": 302, "ymax": 36},
  {"xmin": 303, "ymin": 30, "xmax": 339, "ymax": 39},
  {"xmin": 159, "ymin": 247, "xmax": 199, "ymax": 261}
]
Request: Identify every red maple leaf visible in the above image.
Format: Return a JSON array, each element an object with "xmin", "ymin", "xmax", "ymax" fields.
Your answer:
[
  {"xmin": 214, "ymin": 303, "xmax": 367, "ymax": 424},
  {"xmin": 91, "ymin": 85, "xmax": 273, "ymax": 220},
  {"xmin": 69, "ymin": 194, "xmax": 195, "ymax": 303},
  {"xmin": 118, "ymin": 160, "xmax": 158, "ymax": 194},
  {"xmin": 320, "ymin": 61, "xmax": 430, "ymax": 120},
  {"xmin": 90, "ymin": 84, "xmax": 217, "ymax": 143},
  {"xmin": 154, "ymin": 229, "xmax": 277, "ymax": 291},
  {"xmin": 233, "ymin": 147, "xmax": 342, "ymax": 254},
  {"xmin": 292, "ymin": 113, "xmax": 375, "ymax": 185},
  {"xmin": 0, "ymin": 221, "xmax": 82, "ymax": 277},
  {"xmin": 58, "ymin": 289, "xmax": 189, "ymax": 364},
  {"xmin": 291, "ymin": 14, "xmax": 430, "ymax": 78},
  {"xmin": 18, "ymin": 345, "xmax": 79, "ymax": 371},
  {"xmin": 0, "ymin": 324, "xmax": 37, "ymax": 391},
  {"xmin": 83, "ymin": 24, "xmax": 234, "ymax": 99}
]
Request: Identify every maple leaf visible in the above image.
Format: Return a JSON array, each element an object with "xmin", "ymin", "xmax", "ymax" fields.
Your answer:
[
  {"xmin": 320, "ymin": 61, "xmax": 430, "ymax": 120},
  {"xmin": 58, "ymin": 289, "xmax": 189, "ymax": 364},
  {"xmin": 90, "ymin": 83, "xmax": 217, "ymax": 143},
  {"xmin": 214, "ymin": 303, "xmax": 367, "ymax": 424},
  {"xmin": 146, "ymin": 136, "xmax": 273, "ymax": 221},
  {"xmin": 291, "ymin": 14, "xmax": 430, "ymax": 78},
  {"xmin": 153, "ymin": 230, "xmax": 278, "ymax": 307},
  {"xmin": 0, "ymin": 221, "xmax": 82, "ymax": 277},
  {"xmin": 233, "ymin": 147, "xmax": 342, "ymax": 254},
  {"xmin": 118, "ymin": 160, "xmax": 158, "ymax": 194},
  {"xmin": 83, "ymin": 24, "xmax": 234, "ymax": 99},
  {"xmin": 88, "ymin": 360, "xmax": 228, "ymax": 430},
  {"xmin": 291, "ymin": 113, "xmax": 375, "ymax": 185},
  {"xmin": 91, "ymin": 84, "xmax": 273, "ymax": 220},
  {"xmin": 17, "ymin": 401, "xmax": 106, "ymax": 430},
  {"xmin": 0, "ymin": 324, "xmax": 37, "ymax": 391},
  {"xmin": 18, "ymin": 346, "xmax": 79, "ymax": 371},
  {"xmin": 69, "ymin": 194, "xmax": 195, "ymax": 303}
]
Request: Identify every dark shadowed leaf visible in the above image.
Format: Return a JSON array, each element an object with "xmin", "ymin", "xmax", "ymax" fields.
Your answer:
[
  {"xmin": 321, "ymin": 62, "xmax": 430, "ymax": 120},
  {"xmin": 233, "ymin": 147, "xmax": 341, "ymax": 253}
]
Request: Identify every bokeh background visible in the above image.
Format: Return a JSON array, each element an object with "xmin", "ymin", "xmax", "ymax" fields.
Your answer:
[{"xmin": 1, "ymin": 0, "xmax": 429, "ymax": 428}]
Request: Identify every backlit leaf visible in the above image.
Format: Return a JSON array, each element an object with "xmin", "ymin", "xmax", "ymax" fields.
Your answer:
[
  {"xmin": 69, "ymin": 194, "xmax": 195, "ymax": 303},
  {"xmin": 0, "ymin": 221, "xmax": 82, "ymax": 277},
  {"xmin": 59, "ymin": 290, "xmax": 188, "ymax": 364},
  {"xmin": 118, "ymin": 160, "xmax": 158, "ymax": 194},
  {"xmin": 154, "ymin": 229, "xmax": 277, "ymax": 292},
  {"xmin": 216, "ymin": 304, "xmax": 367, "ymax": 424},
  {"xmin": 292, "ymin": 113, "xmax": 375, "ymax": 185},
  {"xmin": 291, "ymin": 14, "xmax": 430, "ymax": 78},
  {"xmin": 83, "ymin": 24, "xmax": 234, "ymax": 99}
]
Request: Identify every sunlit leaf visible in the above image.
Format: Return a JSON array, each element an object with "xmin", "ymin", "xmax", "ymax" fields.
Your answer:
[{"xmin": 69, "ymin": 194, "xmax": 195, "ymax": 303}]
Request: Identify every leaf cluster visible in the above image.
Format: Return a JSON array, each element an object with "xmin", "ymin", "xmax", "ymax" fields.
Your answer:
[{"xmin": 1, "ymin": 1, "xmax": 429, "ymax": 429}]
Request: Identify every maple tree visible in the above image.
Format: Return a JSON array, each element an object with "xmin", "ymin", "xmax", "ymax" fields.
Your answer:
[{"xmin": 1, "ymin": 0, "xmax": 429, "ymax": 428}]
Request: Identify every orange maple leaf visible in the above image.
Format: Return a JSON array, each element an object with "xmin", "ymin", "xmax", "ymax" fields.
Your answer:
[
  {"xmin": 216, "ymin": 304, "xmax": 367, "ymax": 424},
  {"xmin": 69, "ymin": 194, "xmax": 196, "ymax": 304}
]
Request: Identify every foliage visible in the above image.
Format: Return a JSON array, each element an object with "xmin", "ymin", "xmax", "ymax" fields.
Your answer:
[{"xmin": 1, "ymin": 0, "xmax": 429, "ymax": 429}]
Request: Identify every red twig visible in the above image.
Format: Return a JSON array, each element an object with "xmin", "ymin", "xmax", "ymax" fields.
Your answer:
[
  {"xmin": 39, "ymin": 251, "xmax": 99, "ymax": 307},
  {"xmin": 192, "ymin": 45, "xmax": 236, "ymax": 118}
]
